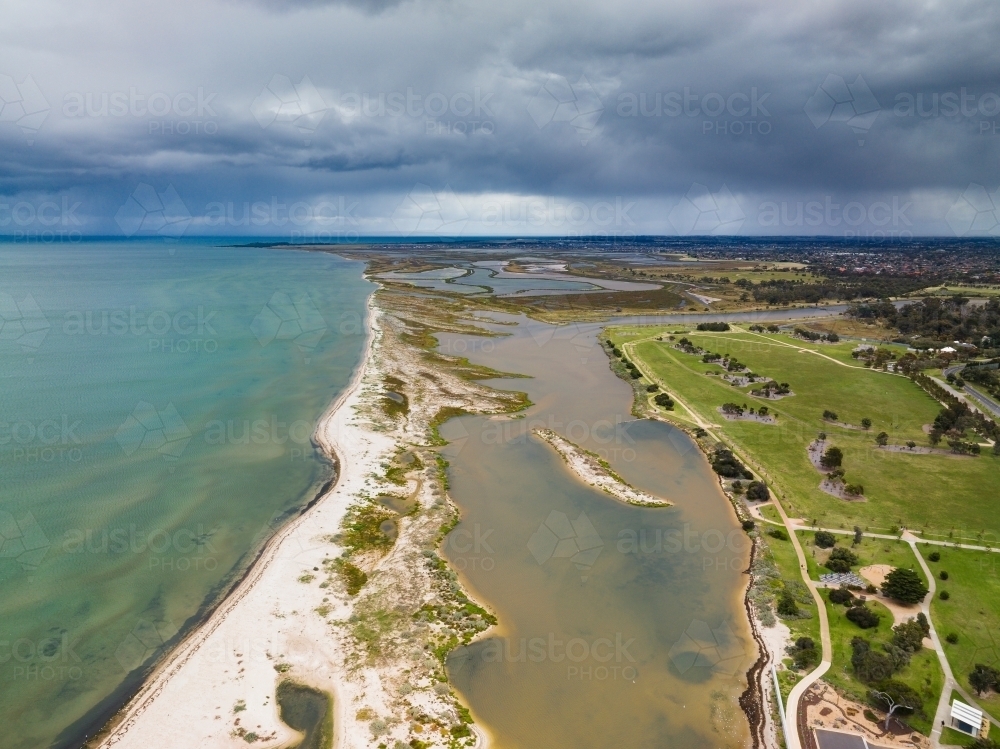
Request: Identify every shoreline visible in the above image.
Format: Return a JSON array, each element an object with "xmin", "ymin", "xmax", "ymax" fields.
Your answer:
[
  {"xmin": 603, "ymin": 327, "xmax": 782, "ymax": 749},
  {"xmin": 92, "ymin": 293, "xmax": 380, "ymax": 748},
  {"xmin": 91, "ymin": 273, "xmax": 528, "ymax": 749},
  {"xmin": 91, "ymin": 282, "xmax": 790, "ymax": 749}
]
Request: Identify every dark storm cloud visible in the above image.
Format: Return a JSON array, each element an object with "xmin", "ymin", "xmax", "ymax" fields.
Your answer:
[{"xmin": 2, "ymin": 0, "xmax": 1000, "ymax": 236}]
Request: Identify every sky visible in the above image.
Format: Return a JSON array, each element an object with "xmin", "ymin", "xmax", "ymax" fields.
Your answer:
[{"xmin": 2, "ymin": 0, "xmax": 1000, "ymax": 239}]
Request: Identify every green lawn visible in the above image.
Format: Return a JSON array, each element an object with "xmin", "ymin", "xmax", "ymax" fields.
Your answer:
[
  {"xmin": 797, "ymin": 533, "xmax": 928, "ymax": 588},
  {"xmin": 610, "ymin": 327, "xmax": 1000, "ymax": 538},
  {"xmin": 822, "ymin": 588, "xmax": 942, "ymax": 736},
  {"xmin": 928, "ymin": 547, "xmax": 1000, "ymax": 720}
]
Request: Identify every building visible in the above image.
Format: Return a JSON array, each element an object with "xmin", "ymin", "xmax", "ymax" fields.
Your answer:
[{"xmin": 950, "ymin": 699, "xmax": 990, "ymax": 739}]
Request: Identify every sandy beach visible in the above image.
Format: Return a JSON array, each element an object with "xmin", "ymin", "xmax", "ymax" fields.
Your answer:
[{"xmin": 92, "ymin": 289, "xmax": 527, "ymax": 749}]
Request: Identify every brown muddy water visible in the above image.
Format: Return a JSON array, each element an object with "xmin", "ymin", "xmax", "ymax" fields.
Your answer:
[{"xmin": 437, "ymin": 314, "xmax": 755, "ymax": 749}]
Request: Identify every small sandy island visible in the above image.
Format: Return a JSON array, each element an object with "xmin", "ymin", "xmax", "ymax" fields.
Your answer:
[{"xmin": 532, "ymin": 428, "xmax": 671, "ymax": 507}]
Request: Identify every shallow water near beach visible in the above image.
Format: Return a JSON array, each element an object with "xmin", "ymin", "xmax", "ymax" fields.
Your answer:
[
  {"xmin": 438, "ymin": 315, "xmax": 756, "ymax": 749},
  {"xmin": 0, "ymin": 240, "xmax": 371, "ymax": 749}
]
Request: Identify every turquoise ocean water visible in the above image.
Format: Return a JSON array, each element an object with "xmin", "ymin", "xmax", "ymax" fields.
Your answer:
[{"xmin": 0, "ymin": 240, "xmax": 371, "ymax": 749}]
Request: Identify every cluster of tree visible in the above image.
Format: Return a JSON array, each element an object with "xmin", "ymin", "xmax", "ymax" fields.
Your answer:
[
  {"xmin": 848, "ymin": 295, "xmax": 1000, "ymax": 346},
  {"xmin": 846, "ymin": 602, "xmax": 881, "ymax": 628},
  {"xmin": 851, "ymin": 629, "xmax": 925, "ymax": 685},
  {"xmin": 846, "ymin": 299, "xmax": 898, "ymax": 322},
  {"xmin": 895, "ymin": 297, "xmax": 1000, "ymax": 344},
  {"xmin": 675, "ymin": 337, "xmax": 703, "ymax": 354},
  {"xmin": 710, "ymin": 446, "xmax": 753, "ymax": 479},
  {"xmin": 653, "ymin": 392, "xmax": 674, "ymax": 410},
  {"xmin": 794, "ymin": 326, "xmax": 840, "ymax": 342},
  {"xmin": 748, "ymin": 324, "xmax": 781, "ymax": 333},
  {"xmin": 737, "ymin": 480, "xmax": 769, "ymax": 501},
  {"xmin": 739, "ymin": 276, "xmax": 924, "ymax": 305},
  {"xmin": 696, "ymin": 321, "xmax": 730, "ymax": 331},
  {"xmin": 751, "ymin": 380, "xmax": 791, "ymax": 397},
  {"xmin": 815, "ymin": 530, "xmax": 837, "ymax": 548},
  {"xmin": 963, "ymin": 362, "xmax": 1000, "ymax": 400},
  {"xmin": 820, "ymin": 445, "xmax": 843, "ymax": 468},
  {"xmin": 788, "ymin": 637, "xmax": 819, "ymax": 670},
  {"xmin": 825, "ymin": 546, "xmax": 859, "ymax": 573},
  {"xmin": 969, "ymin": 663, "xmax": 1000, "ymax": 696},
  {"xmin": 777, "ymin": 586, "xmax": 806, "ymax": 617},
  {"xmin": 829, "ymin": 587, "xmax": 856, "ymax": 604},
  {"xmin": 911, "ymin": 372, "xmax": 1000, "ymax": 443}
]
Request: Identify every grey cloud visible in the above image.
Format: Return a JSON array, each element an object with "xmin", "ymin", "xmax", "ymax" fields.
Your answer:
[{"xmin": 2, "ymin": 0, "xmax": 1000, "ymax": 236}]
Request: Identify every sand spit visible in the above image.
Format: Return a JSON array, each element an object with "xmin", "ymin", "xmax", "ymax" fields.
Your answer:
[
  {"xmin": 532, "ymin": 427, "xmax": 671, "ymax": 507},
  {"xmin": 94, "ymin": 296, "xmax": 525, "ymax": 749}
]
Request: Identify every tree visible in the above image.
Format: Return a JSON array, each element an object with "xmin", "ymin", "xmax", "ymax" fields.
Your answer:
[
  {"xmin": 861, "ymin": 418, "xmax": 873, "ymax": 429},
  {"xmin": 777, "ymin": 589, "xmax": 799, "ymax": 616},
  {"xmin": 851, "ymin": 638, "xmax": 895, "ymax": 683},
  {"xmin": 892, "ymin": 617, "xmax": 928, "ymax": 653},
  {"xmin": 815, "ymin": 530, "xmax": 837, "ymax": 548},
  {"xmin": 847, "ymin": 605, "xmax": 881, "ymax": 629},
  {"xmin": 825, "ymin": 546, "xmax": 859, "ymax": 572},
  {"xmin": 710, "ymin": 447, "xmax": 752, "ymax": 479},
  {"xmin": 746, "ymin": 481, "xmax": 770, "ymax": 502},
  {"xmin": 853, "ymin": 526, "xmax": 863, "ymax": 545},
  {"xmin": 882, "ymin": 568, "xmax": 928, "ymax": 604},
  {"xmin": 654, "ymin": 392, "xmax": 674, "ymax": 409},
  {"xmin": 870, "ymin": 680, "xmax": 922, "ymax": 730},
  {"xmin": 820, "ymin": 446, "xmax": 844, "ymax": 469},
  {"xmin": 823, "ymin": 410, "xmax": 839, "ymax": 421},
  {"xmin": 969, "ymin": 664, "xmax": 1000, "ymax": 696},
  {"xmin": 829, "ymin": 587, "xmax": 854, "ymax": 604},
  {"xmin": 876, "ymin": 431, "xmax": 889, "ymax": 446}
]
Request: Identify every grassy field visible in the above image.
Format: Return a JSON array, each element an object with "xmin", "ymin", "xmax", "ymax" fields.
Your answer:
[
  {"xmin": 796, "ymin": 531, "xmax": 942, "ymax": 735},
  {"xmin": 610, "ymin": 326, "xmax": 1000, "ymax": 538},
  {"xmin": 928, "ymin": 547, "xmax": 1000, "ymax": 719},
  {"xmin": 758, "ymin": 527, "xmax": 944, "ymax": 730},
  {"xmin": 821, "ymin": 588, "xmax": 942, "ymax": 736},
  {"xmin": 915, "ymin": 285, "xmax": 1000, "ymax": 298},
  {"xmin": 797, "ymin": 534, "xmax": 928, "ymax": 587}
]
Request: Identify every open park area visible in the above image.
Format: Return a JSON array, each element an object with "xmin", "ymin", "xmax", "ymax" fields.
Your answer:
[{"xmin": 609, "ymin": 322, "xmax": 1000, "ymax": 744}]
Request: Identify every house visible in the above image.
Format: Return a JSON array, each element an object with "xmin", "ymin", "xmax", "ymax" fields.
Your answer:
[{"xmin": 950, "ymin": 699, "xmax": 990, "ymax": 738}]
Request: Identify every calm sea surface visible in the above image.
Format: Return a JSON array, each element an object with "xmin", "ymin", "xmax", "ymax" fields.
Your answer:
[
  {"xmin": 439, "ymin": 315, "xmax": 755, "ymax": 749},
  {"xmin": 0, "ymin": 240, "xmax": 371, "ymax": 749}
]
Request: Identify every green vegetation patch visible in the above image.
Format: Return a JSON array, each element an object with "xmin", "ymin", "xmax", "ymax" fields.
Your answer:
[{"xmin": 340, "ymin": 502, "xmax": 397, "ymax": 553}]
